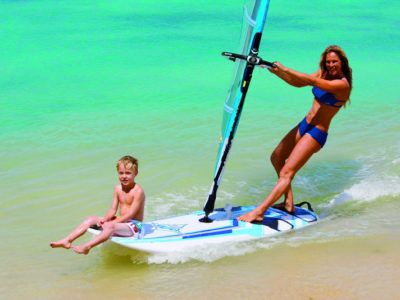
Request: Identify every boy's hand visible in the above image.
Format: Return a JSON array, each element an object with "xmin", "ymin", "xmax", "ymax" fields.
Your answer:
[{"xmin": 97, "ymin": 218, "xmax": 107, "ymax": 227}]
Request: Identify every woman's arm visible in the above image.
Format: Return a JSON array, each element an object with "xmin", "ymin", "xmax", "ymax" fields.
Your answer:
[
  {"xmin": 265, "ymin": 62, "xmax": 315, "ymax": 87},
  {"xmin": 268, "ymin": 62, "xmax": 349, "ymax": 95},
  {"xmin": 311, "ymin": 76, "xmax": 350, "ymax": 95}
]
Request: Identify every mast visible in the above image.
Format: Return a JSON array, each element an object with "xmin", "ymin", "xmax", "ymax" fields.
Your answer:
[{"xmin": 200, "ymin": 0, "xmax": 272, "ymax": 222}]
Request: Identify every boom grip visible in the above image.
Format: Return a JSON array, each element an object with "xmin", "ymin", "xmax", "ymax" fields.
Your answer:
[
  {"xmin": 222, "ymin": 51, "xmax": 274, "ymax": 67},
  {"xmin": 259, "ymin": 59, "xmax": 275, "ymax": 68}
]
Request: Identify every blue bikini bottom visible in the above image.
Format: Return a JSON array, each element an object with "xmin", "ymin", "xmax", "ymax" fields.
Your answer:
[{"xmin": 298, "ymin": 117, "xmax": 328, "ymax": 147}]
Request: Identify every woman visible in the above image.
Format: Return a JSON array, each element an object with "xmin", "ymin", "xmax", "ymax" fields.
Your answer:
[{"xmin": 238, "ymin": 45, "xmax": 352, "ymax": 222}]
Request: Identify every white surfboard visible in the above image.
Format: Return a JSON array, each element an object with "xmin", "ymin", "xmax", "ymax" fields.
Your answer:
[{"xmin": 88, "ymin": 203, "xmax": 318, "ymax": 254}]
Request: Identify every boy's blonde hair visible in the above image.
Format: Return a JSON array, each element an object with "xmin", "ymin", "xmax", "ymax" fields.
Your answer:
[{"xmin": 116, "ymin": 155, "xmax": 139, "ymax": 174}]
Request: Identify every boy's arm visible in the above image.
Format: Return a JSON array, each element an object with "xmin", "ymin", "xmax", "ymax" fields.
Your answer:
[
  {"xmin": 102, "ymin": 187, "xmax": 119, "ymax": 221},
  {"xmin": 113, "ymin": 189, "xmax": 145, "ymax": 223}
]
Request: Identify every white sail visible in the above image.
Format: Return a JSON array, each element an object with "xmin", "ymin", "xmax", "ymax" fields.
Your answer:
[{"xmin": 203, "ymin": 0, "xmax": 271, "ymax": 216}]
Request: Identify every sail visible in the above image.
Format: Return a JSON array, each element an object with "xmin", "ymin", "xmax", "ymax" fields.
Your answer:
[{"xmin": 202, "ymin": 0, "xmax": 271, "ymax": 217}]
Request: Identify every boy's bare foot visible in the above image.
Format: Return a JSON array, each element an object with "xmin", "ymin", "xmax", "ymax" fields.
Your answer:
[
  {"xmin": 237, "ymin": 209, "xmax": 264, "ymax": 223},
  {"xmin": 50, "ymin": 238, "xmax": 71, "ymax": 249},
  {"xmin": 72, "ymin": 245, "xmax": 90, "ymax": 255}
]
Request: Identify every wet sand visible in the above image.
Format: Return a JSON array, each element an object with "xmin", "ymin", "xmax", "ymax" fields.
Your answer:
[
  {"xmin": 151, "ymin": 234, "xmax": 400, "ymax": 300},
  {"xmin": 13, "ymin": 233, "xmax": 396, "ymax": 300}
]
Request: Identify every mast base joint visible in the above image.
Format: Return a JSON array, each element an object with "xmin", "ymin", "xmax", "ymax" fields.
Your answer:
[{"xmin": 199, "ymin": 215, "xmax": 213, "ymax": 223}]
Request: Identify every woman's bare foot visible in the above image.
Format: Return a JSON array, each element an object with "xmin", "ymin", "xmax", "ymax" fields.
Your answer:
[
  {"xmin": 272, "ymin": 201, "xmax": 294, "ymax": 213},
  {"xmin": 72, "ymin": 244, "xmax": 90, "ymax": 255},
  {"xmin": 237, "ymin": 208, "xmax": 264, "ymax": 222},
  {"xmin": 50, "ymin": 238, "xmax": 71, "ymax": 249}
]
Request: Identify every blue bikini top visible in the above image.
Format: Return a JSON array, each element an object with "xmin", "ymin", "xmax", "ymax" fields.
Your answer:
[{"xmin": 312, "ymin": 86, "xmax": 346, "ymax": 108}]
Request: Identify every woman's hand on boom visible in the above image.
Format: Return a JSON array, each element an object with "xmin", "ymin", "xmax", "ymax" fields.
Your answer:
[{"xmin": 263, "ymin": 61, "xmax": 284, "ymax": 74}]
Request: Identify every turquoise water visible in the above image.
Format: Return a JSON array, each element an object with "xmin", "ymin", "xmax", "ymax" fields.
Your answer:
[{"xmin": 1, "ymin": 0, "xmax": 399, "ymax": 298}]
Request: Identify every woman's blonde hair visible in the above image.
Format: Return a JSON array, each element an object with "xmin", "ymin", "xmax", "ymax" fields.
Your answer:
[
  {"xmin": 116, "ymin": 155, "xmax": 138, "ymax": 174},
  {"xmin": 319, "ymin": 45, "xmax": 353, "ymax": 91}
]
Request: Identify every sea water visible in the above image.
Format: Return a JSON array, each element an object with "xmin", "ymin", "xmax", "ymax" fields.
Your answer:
[{"xmin": 1, "ymin": 0, "xmax": 399, "ymax": 299}]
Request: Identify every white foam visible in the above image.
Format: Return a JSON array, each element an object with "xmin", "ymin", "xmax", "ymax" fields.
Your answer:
[
  {"xmin": 392, "ymin": 158, "xmax": 400, "ymax": 164},
  {"xmin": 144, "ymin": 228, "xmax": 328, "ymax": 265},
  {"xmin": 146, "ymin": 241, "xmax": 259, "ymax": 264},
  {"xmin": 324, "ymin": 176, "xmax": 400, "ymax": 208},
  {"xmin": 147, "ymin": 186, "xmax": 236, "ymax": 219}
]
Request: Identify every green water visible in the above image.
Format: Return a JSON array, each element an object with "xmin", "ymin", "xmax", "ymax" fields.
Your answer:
[{"xmin": 1, "ymin": 0, "xmax": 399, "ymax": 299}]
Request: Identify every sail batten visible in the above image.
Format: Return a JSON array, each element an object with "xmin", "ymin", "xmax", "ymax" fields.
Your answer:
[
  {"xmin": 244, "ymin": 8, "xmax": 257, "ymax": 27},
  {"xmin": 201, "ymin": 0, "xmax": 271, "ymax": 219}
]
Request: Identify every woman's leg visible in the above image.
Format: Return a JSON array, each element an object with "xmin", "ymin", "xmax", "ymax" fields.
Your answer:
[
  {"xmin": 50, "ymin": 216, "xmax": 102, "ymax": 249},
  {"xmin": 270, "ymin": 126, "xmax": 301, "ymax": 212},
  {"xmin": 238, "ymin": 134, "xmax": 321, "ymax": 222}
]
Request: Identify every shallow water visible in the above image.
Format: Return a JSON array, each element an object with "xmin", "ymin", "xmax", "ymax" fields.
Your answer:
[{"xmin": 1, "ymin": 0, "xmax": 399, "ymax": 299}]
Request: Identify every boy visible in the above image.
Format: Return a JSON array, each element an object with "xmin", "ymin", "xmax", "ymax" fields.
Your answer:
[{"xmin": 50, "ymin": 155, "xmax": 145, "ymax": 255}]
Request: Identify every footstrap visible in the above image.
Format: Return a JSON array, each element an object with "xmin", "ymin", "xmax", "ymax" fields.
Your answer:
[{"xmin": 295, "ymin": 201, "xmax": 314, "ymax": 212}]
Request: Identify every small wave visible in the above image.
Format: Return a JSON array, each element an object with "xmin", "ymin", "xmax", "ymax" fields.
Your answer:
[
  {"xmin": 392, "ymin": 158, "xmax": 400, "ymax": 164},
  {"xmin": 147, "ymin": 187, "xmax": 236, "ymax": 219},
  {"xmin": 146, "ymin": 240, "xmax": 260, "ymax": 264},
  {"xmin": 323, "ymin": 176, "xmax": 400, "ymax": 209},
  {"xmin": 144, "ymin": 226, "xmax": 327, "ymax": 264}
]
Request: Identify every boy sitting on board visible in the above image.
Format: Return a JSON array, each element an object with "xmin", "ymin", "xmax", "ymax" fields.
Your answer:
[{"xmin": 50, "ymin": 155, "xmax": 145, "ymax": 255}]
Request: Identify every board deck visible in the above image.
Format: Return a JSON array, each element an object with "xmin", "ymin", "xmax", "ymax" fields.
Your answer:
[{"xmin": 88, "ymin": 204, "xmax": 318, "ymax": 254}]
